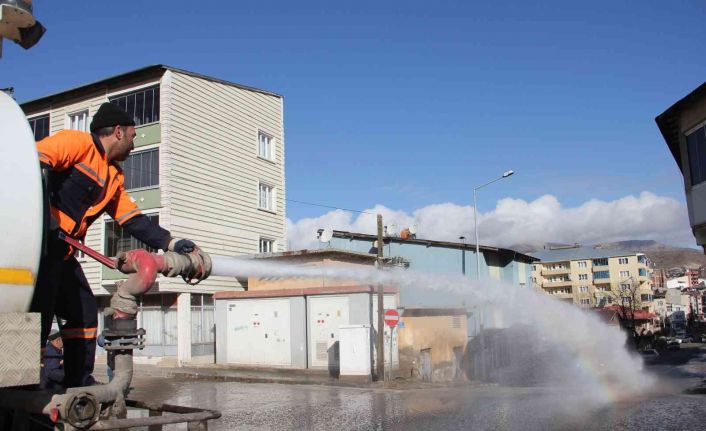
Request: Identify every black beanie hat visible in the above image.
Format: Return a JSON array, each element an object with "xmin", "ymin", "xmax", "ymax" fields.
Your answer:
[{"xmin": 90, "ymin": 102, "xmax": 135, "ymax": 133}]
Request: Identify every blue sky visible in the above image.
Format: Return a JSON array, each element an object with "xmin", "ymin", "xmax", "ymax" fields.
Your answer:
[{"xmin": 3, "ymin": 1, "xmax": 705, "ymax": 246}]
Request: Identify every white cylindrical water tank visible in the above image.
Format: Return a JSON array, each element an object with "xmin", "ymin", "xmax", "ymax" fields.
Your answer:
[{"xmin": 0, "ymin": 91, "xmax": 44, "ymax": 312}]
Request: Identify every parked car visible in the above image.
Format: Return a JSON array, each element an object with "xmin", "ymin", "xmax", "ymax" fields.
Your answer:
[
  {"xmin": 640, "ymin": 349, "xmax": 660, "ymax": 363},
  {"xmin": 683, "ymin": 336, "xmax": 694, "ymax": 343},
  {"xmin": 667, "ymin": 341, "xmax": 681, "ymax": 351}
]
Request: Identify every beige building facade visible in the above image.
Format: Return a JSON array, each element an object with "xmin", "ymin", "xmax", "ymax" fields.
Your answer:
[
  {"xmin": 531, "ymin": 247, "xmax": 653, "ymax": 309},
  {"xmin": 22, "ymin": 65, "xmax": 286, "ymax": 363}
]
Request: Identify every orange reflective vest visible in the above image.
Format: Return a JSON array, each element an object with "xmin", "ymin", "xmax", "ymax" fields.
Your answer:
[{"xmin": 36, "ymin": 130, "xmax": 142, "ymax": 240}]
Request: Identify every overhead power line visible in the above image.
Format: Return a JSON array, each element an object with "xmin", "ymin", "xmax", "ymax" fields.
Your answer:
[{"xmin": 285, "ymin": 198, "xmax": 375, "ymax": 215}]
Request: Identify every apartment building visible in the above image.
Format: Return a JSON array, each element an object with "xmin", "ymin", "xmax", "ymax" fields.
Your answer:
[
  {"xmin": 22, "ymin": 65, "xmax": 286, "ymax": 363},
  {"xmin": 531, "ymin": 247, "xmax": 653, "ymax": 309},
  {"xmin": 657, "ymin": 81, "xmax": 706, "ymax": 251}
]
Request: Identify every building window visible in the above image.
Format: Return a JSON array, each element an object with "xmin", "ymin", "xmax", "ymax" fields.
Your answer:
[
  {"xmin": 68, "ymin": 110, "xmax": 88, "ymax": 132},
  {"xmin": 258, "ymin": 131, "xmax": 274, "ymax": 160},
  {"xmin": 191, "ymin": 294, "xmax": 215, "ymax": 345},
  {"xmin": 104, "ymin": 214, "xmax": 159, "ymax": 257},
  {"xmin": 641, "ymin": 294, "xmax": 651, "ymax": 302},
  {"xmin": 618, "ymin": 257, "xmax": 628, "ymax": 265},
  {"xmin": 638, "ymin": 255, "xmax": 646, "ymax": 264},
  {"xmin": 580, "ymin": 299, "xmax": 590, "ymax": 306},
  {"xmin": 259, "ymin": 238, "xmax": 274, "ymax": 253},
  {"xmin": 639, "ymin": 268, "xmax": 647, "ymax": 277},
  {"xmin": 687, "ymin": 126, "xmax": 706, "ymax": 186},
  {"xmin": 594, "ymin": 271, "xmax": 610, "ymax": 279},
  {"xmin": 620, "ymin": 283, "xmax": 631, "ymax": 290},
  {"xmin": 577, "ymin": 261, "xmax": 587, "ymax": 268},
  {"xmin": 122, "ymin": 148, "xmax": 159, "ymax": 190},
  {"xmin": 593, "ymin": 258, "xmax": 608, "ymax": 266},
  {"xmin": 28, "ymin": 114, "xmax": 50, "ymax": 141},
  {"xmin": 74, "ymin": 239, "xmax": 85, "ymax": 260},
  {"xmin": 109, "ymin": 85, "xmax": 160, "ymax": 126},
  {"xmin": 258, "ymin": 182, "xmax": 274, "ymax": 211},
  {"xmin": 620, "ymin": 271, "xmax": 630, "ymax": 278},
  {"xmin": 579, "ymin": 286, "xmax": 589, "ymax": 293},
  {"xmin": 578, "ymin": 274, "xmax": 588, "ymax": 281}
]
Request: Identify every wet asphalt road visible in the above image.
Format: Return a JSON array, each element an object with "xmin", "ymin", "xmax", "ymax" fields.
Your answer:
[{"xmin": 126, "ymin": 353, "xmax": 706, "ymax": 430}]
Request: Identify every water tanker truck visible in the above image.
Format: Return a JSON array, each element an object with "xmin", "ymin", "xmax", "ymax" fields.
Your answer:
[{"xmin": 0, "ymin": 2, "xmax": 220, "ymax": 429}]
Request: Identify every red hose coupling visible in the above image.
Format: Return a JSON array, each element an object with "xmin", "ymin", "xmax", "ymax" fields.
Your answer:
[{"xmin": 116, "ymin": 249, "xmax": 166, "ymax": 296}]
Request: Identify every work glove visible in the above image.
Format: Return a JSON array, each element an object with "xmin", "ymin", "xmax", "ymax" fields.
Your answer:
[{"xmin": 168, "ymin": 238, "xmax": 197, "ymax": 254}]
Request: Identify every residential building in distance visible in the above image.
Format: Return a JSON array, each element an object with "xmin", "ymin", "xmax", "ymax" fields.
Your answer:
[
  {"xmin": 22, "ymin": 65, "xmax": 286, "ymax": 362},
  {"xmin": 531, "ymin": 246, "xmax": 653, "ymax": 309},
  {"xmin": 657, "ymin": 82, "xmax": 706, "ymax": 251},
  {"xmin": 651, "ymin": 268, "xmax": 666, "ymax": 288}
]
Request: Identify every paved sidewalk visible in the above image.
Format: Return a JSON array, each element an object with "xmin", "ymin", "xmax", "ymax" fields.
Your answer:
[{"xmin": 94, "ymin": 361, "xmax": 484, "ymax": 390}]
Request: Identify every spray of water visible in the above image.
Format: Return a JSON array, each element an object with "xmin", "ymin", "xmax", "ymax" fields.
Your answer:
[{"xmin": 211, "ymin": 255, "xmax": 655, "ymax": 403}]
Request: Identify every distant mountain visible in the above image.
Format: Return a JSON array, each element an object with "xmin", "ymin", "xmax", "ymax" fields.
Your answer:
[
  {"xmin": 594, "ymin": 240, "xmax": 706, "ymax": 270},
  {"xmin": 510, "ymin": 240, "xmax": 706, "ymax": 270}
]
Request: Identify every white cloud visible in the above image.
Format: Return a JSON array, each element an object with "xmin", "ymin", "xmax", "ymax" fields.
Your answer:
[{"xmin": 286, "ymin": 192, "xmax": 693, "ymax": 251}]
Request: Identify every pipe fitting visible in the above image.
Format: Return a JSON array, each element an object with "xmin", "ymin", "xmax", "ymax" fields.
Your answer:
[{"xmin": 161, "ymin": 249, "xmax": 212, "ymax": 284}]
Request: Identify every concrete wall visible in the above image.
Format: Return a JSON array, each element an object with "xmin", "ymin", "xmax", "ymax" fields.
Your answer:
[
  {"xmin": 248, "ymin": 257, "xmax": 373, "ymax": 291},
  {"xmin": 397, "ymin": 313, "xmax": 468, "ymax": 381}
]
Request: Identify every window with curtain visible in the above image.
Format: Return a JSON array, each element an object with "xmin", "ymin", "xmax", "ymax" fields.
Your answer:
[
  {"xmin": 258, "ymin": 183, "xmax": 274, "ymax": 211},
  {"xmin": 68, "ymin": 110, "xmax": 88, "ymax": 132},
  {"xmin": 191, "ymin": 294, "xmax": 214, "ymax": 344},
  {"xmin": 258, "ymin": 131, "xmax": 273, "ymax": 160}
]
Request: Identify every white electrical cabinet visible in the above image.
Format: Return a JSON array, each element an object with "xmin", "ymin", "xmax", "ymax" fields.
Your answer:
[
  {"xmin": 308, "ymin": 296, "xmax": 350, "ymax": 368},
  {"xmin": 226, "ymin": 298, "xmax": 292, "ymax": 366},
  {"xmin": 339, "ymin": 324, "xmax": 371, "ymax": 376}
]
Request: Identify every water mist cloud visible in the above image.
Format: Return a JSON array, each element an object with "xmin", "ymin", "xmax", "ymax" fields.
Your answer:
[{"xmin": 286, "ymin": 192, "xmax": 692, "ymax": 250}]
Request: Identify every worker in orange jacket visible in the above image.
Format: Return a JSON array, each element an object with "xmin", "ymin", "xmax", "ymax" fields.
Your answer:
[{"xmin": 30, "ymin": 102, "xmax": 197, "ymax": 388}]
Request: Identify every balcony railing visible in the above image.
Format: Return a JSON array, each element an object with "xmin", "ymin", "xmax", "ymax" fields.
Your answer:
[
  {"xmin": 544, "ymin": 279, "xmax": 572, "ymax": 288},
  {"xmin": 542, "ymin": 267, "xmax": 571, "ymax": 275}
]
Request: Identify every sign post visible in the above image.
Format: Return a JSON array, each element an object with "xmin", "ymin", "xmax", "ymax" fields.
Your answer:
[{"xmin": 384, "ymin": 309, "xmax": 399, "ymax": 382}]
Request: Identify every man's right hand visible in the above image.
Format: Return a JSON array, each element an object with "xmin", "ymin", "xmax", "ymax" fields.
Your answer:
[{"xmin": 168, "ymin": 238, "xmax": 197, "ymax": 254}]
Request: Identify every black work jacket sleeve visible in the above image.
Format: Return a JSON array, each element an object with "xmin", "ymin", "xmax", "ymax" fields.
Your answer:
[{"xmin": 121, "ymin": 214, "xmax": 172, "ymax": 251}]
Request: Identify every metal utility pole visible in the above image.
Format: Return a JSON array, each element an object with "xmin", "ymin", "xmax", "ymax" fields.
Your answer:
[
  {"xmin": 376, "ymin": 214, "xmax": 385, "ymax": 381},
  {"xmin": 473, "ymin": 170, "xmax": 514, "ymax": 280}
]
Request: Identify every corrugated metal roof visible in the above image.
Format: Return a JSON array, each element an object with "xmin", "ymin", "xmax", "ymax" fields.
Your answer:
[
  {"xmin": 252, "ymin": 248, "xmax": 380, "ymax": 261},
  {"xmin": 331, "ymin": 230, "xmax": 538, "ymax": 262},
  {"xmin": 531, "ymin": 246, "xmax": 642, "ymax": 262}
]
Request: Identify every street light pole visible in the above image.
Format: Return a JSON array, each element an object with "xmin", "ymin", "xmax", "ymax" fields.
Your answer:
[{"xmin": 473, "ymin": 170, "xmax": 514, "ymax": 280}]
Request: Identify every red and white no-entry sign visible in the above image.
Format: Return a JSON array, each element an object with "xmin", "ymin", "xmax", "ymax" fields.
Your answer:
[{"xmin": 384, "ymin": 309, "xmax": 400, "ymax": 327}]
